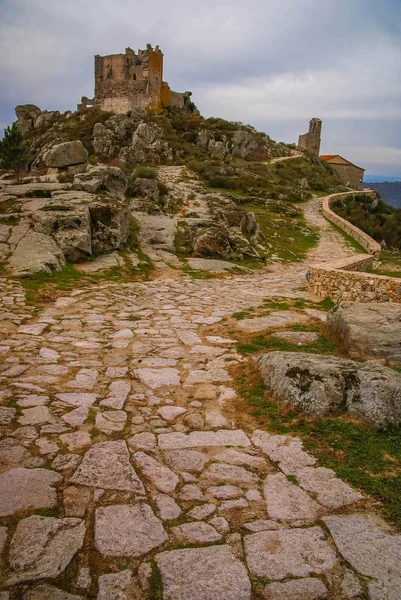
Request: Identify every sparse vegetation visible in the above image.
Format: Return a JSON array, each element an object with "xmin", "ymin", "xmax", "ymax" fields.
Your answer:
[
  {"xmin": 235, "ymin": 361, "xmax": 401, "ymax": 527},
  {"xmin": 132, "ymin": 166, "xmax": 158, "ymax": 180},
  {"xmin": 332, "ymin": 193, "xmax": 401, "ymax": 251}
]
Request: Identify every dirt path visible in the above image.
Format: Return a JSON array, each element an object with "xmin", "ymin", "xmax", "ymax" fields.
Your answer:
[
  {"xmin": 0, "ymin": 196, "xmax": 398, "ymax": 599},
  {"xmin": 304, "ymin": 195, "xmax": 357, "ymax": 264}
]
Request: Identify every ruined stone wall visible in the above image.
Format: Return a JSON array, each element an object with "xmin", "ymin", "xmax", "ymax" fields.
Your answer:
[
  {"xmin": 322, "ymin": 191, "xmax": 381, "ymax": 257},
  {"xmin": 308, "ymin": 260, "xmax": 401, "ymax": 303},
  {"xmin": 298, "ymin": 118, "xmax": 321, "ymax": 155},
  {"xmin": 96, "ymin": 81, "xmax": 151, "ymax": 114},
  {"xmin": 94, "ymin": 46, "xmax": 164, "ymax": 113}
]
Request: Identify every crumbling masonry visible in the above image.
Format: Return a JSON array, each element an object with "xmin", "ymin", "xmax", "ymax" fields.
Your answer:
[
  {"xmin": 298, "ymin": 118, "xmax": 322, "ymax": 155},
  {"xmin": 78, "ymin": 44, "xmax": 184, "ymax": 114}
]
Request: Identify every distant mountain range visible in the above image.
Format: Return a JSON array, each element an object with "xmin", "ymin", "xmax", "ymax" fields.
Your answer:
[
  {"xmin": 364, "ymin": 175, "xmax": 401, "ymax": 183},
  {"xmin": 364, "ymin": 181, "xmax": 401, "ymax": 208}
]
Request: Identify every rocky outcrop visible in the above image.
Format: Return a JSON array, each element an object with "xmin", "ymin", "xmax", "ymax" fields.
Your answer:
[
  {"xmin": 197, "ymin": 128, "xmax": 290, "ymax": 162},
  {"xmin": 176, "ymin": 193, "xmax": 263, "ymax": 261},
  {"xmin": 327, "ymin": 302, "xmax": 401, "ymax": 363},
  {"xmin": 131, "ymin": 178, "xmax": 161, "ymax": 213},
  {"xmin": 72, "ymin": 165, "xmax": 127, "ymax": 198},
  {"xmin": 1, "ymin": 180, "xmax": 131, "ymax": 274},
  {"xmin": 45, "ymin": 141, "xmax": 88, "ymax": 169},
  {"xmin": 8, "ymin": 230, "xmax": 66, "ymax": 276},
  {"xmin": 232, "ymin": 130, "xmax": 263, "ymax": 159},
  {"xmin": 15, "ymin": 104, "xmax": 42, "ymax": 134},
  {"xmin": 120, "ymin": 123, "xmax": 172, "ymax": 167},
  {"xmin": 92, "ymin": 111, "xmax": 144, "ymax": 160},
  {"xmin": 33, "ymin": 190, "xmax": 130, "ymax": 261},
  {"xmin": 258, "ymin": 351, "xmax": 401, "ymax": 427}
]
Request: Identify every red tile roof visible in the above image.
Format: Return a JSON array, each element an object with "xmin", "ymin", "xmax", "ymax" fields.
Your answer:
[{"xmin": 320, "ymin": 155, "xmax": 337, "ymax": 161}]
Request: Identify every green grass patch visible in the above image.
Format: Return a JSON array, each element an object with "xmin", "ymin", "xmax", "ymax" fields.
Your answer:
[
  {"xmin": 262, "ymin": 298, "xmax": 291, "ymax": 310},
  {"xmin": 233, "ymin": 310, "xmax": 252, "ymax": 320},
  {"xmin": 368, "ymin": 269, "xmax": 401, "ymax": 279},
  {"xmin": 237, "ymin": 333, "xmax": 338, "ymax": 356},
  {"xmin": 35, "ymin": 507, "xmax": 58, "ymax": 517},
  {"xmin": 242, "ymin": 203, "xmax": 319, "ymax": 262},
  {"xmin": 20, "ymin": 263, "xmax": 84, "ymax": 292},
  {"xmin": 329, "ymin": 221, "xmax": 366, "ymax": 254},
  {"xmin": 181, "ymin": 266, "xmax": 216, "ymax": 279},
  {"xmin": 237, "ymin": 364, "xmax": 401, "ymax": 527},
  {"xmin": 150, "ymin": 563, "xmax": 163, "ymax": 599},
  {"xmin": 380, "ymin": 249, "xmax": 401, "ymax": 268}
]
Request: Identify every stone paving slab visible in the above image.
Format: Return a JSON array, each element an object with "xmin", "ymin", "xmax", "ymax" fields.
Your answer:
[{"xmin": 156, "ymin": 545, "xmax": 251, "ymax": 600}]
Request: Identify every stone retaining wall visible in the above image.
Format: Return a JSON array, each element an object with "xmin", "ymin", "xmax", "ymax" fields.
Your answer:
[
  {"xmin": 308, "ymin": 262, "xmax": 401, "ymax": 303},
  {"xmin": 322, "ymin": 191, "xmax": 381, "ymax": 258},
  {"xmin": 307, "ymin": 192, "xmax": 401, "ymax": 303}
]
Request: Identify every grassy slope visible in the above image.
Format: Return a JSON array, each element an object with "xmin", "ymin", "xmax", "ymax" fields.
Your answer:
[{"xmin": 231, "ymin": 295, "xmax": 401, "ymax": 527}]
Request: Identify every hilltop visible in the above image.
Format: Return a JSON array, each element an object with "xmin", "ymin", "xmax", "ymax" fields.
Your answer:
[{"xmin": 0, "ymin": 101, "xmax": 346, "ymax": 279}]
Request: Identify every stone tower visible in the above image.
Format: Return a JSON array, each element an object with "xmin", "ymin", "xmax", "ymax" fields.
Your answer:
[
  {"xmin": 298, "ymin": 118, "xmax": 322, "ymax": 155},
  {"xmin": 82, "ymin": 44, "xmax": 183, "ymax": 115}
]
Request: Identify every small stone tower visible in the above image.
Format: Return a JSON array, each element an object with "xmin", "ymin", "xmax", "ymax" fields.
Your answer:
[{"xmin": 298, "ymin": 118, "xmax": 322, "ymax": 155}]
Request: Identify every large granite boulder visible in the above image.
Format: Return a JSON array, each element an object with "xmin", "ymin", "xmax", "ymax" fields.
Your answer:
[
  {"xmin": 33, "ymin": 190, "xmax": 130, "ymax": 261},
  {"xmin": 15, "ymin": 104, "xmax": 42, "ymax": 121},
  {"xmin": 45, "ymin": 141, "xmax": 88, "ymax": 169},
  {"xmin": 8, "ymin": 230, "xmax": 66, "ymax": 276},
  {"xmin": 258, "ymin": 351, "xmax": 401, "ymax": 427},
  {"xmin": 72, "ymin": 165, "xmax": 127, "ymax": 198},
  {"xmin": 15, "ymin": 104, "xmax": 42, "ymax": 134},
  {"xmin": 34, "ymin": 111, "xmax": 60, "ymax": 129},
  {"xmin": 175, "ymin": 191, "xmax": 263, "ymax": 261},
  {"xmin": 327, "ymin": 302, "xmax": 401, "ymax": 363}
]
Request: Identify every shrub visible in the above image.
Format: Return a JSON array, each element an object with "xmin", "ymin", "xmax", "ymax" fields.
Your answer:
[
  {"xmin": 0, "ymin": 123, "xmax": 30, "ymax": 175},
  {"xmin": 132, "ymin": 166, "xmax": 158, "ymax": 179},
  {"xmin": 332, "ymin": 193, "xmax": 401, "ymax": 250}
]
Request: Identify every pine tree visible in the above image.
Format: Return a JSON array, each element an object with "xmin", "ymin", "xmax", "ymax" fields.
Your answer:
[{"xmin": 0, "ymin": 123, "xmax": 30, "ymax": 175}]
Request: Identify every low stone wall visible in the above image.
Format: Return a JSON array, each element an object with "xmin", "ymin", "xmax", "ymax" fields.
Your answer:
[
  {"xmin": 308, "ymin": 256, "xmax": 401, "ymax": 303},
  {"xmin": 307, "ymin": 192, "xmax": 401, "ymax": 303},
  {"xmin": 322, "ymin": 191, "xmax": 381, "ymax": 258}
]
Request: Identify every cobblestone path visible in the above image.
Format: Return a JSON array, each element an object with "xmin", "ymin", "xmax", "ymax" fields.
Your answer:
[{"xmin": 0, "ymin": 198, "xmax": 400, "ymax": 599}]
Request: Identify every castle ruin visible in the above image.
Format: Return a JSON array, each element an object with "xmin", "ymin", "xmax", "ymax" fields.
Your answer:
[
  {"xmin": 298, "ymin": 118, "xmax": 322, "ymax": 155},
  {"xmin": 78, "ymin": 44, "xmax": 184, "ymax": 114}
]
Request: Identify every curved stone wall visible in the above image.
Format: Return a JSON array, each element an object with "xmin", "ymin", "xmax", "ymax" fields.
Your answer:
[
  {"xmin": 322, "ymin": 191, "xmax": 381, "ymax": 258},
  {"xmin": 307, "ymin": 192, "xmax": 401, "ymax": 303}
]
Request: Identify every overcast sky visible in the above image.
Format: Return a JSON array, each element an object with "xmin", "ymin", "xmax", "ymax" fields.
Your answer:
[{"xmin": 1, "ymin": 0, "xmax": 400, "ymax": 176}]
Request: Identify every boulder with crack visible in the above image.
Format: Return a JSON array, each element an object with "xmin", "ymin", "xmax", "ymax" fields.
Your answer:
[
  {"xmin": 33, "ymin": 189, "xmax": 130, "ymax": 261},
  {"xmin": 258, "ymin": 351, "xmax": 401, "ymax": 427},
  {"xmin": 72, "ymin": 165, "xmax": 127, "ymax": 198},
  {"xmin": 9, "ymin": 229, "xmax": 66, "ymax": 276},
  {"xmin": 44, "ymin": 140, "xmax": 88, "ymax": 170}
]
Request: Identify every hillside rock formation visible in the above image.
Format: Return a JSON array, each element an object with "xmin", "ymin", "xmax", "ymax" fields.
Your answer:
[{"xmin": 0, "ymin": 177, "xmax": 130, "ymax": 275}]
